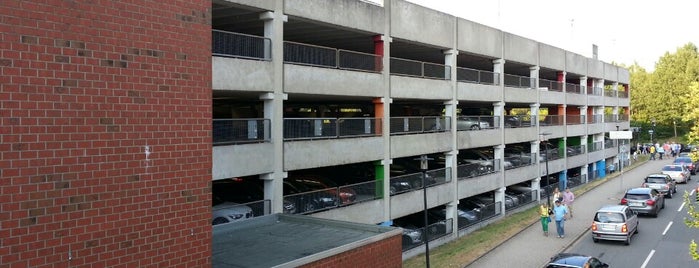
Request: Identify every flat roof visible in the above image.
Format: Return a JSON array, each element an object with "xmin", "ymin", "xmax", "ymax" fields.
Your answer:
[{"xmin": 212, "ymin": 213, "xmax": 401, "ymax": 268}]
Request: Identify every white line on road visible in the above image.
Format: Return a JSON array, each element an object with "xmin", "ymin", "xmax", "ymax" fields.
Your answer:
[
  {"xmin": 679, "ymin": 202, "xmax": 685, "ymax": 212},
  {"xmin": 640, "ymin": 249, "xmax": 655, "ymax": 268},
  {"xmin": 662, "ymin": 221, "xmax": 673, "ymax": 236}
]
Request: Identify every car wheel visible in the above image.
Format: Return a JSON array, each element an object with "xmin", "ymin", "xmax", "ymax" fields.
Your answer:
[
  {"xmin": 634, "ymin": 224, "xmax": 639, "ymax": 234},
  {"xmin": 389, "ymin": 186, "xmax": 397, "ymax": 195},
  {"xmin": 668, "ymin": 191, "xmax": 673, "ymax": 199},
  {"xmin": 304, "ymin": 202, "xmax": 316, "ymax": 213},
  {"xmin": 625, "ymin": 235, "xmax": 631, "ymax": 245},
  {"xmin": 470, "ymin": 125, "xmax": 481, "ymax": 130},
  {"xmin": 661, "ymin": 200, "xmax": 665, "ymax": 209}
]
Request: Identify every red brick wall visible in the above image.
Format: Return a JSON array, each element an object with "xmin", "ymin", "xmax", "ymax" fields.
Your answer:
[
  {"xmin": 300, "ymin": 234, "xmax": 403, "ymax": 268},
  {"xmin": 0, "ymin": 1, "xmax": 212, "ymax": 267}
]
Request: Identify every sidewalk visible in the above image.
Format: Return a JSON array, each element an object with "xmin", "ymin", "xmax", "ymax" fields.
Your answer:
[{"xmin": 465, "ymin": 157, "xmax": 672, "ymax": 268}]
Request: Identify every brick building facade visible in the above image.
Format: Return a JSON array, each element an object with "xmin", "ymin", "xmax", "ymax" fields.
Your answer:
[{"xmin": 1, "ymin": 1, "xmax": 212, "ymax": 267}]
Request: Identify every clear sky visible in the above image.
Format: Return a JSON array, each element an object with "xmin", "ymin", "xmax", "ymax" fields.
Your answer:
[{"xmin": 384, "ymin": 0, "xmax": 699, "ymax": 71}]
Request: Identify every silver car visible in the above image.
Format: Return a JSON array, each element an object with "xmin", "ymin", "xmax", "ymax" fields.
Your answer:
[
  {"xmin": 641, "ymin": 173, "xmax": 677, "ymax": 198},
  {"xmin": 661, "ymin": 164, "xmax": 691, "ymax": 183},
  {"xmin": 456, "ymin": 116, "xmax": 490, "ymax": 131},
  {"xmin": 591, "ymin": 205, "xmax": 639, "ymax": 245}
]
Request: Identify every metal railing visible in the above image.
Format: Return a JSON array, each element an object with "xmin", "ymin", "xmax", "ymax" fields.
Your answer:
[
  {"xmin": 604, "ymin": 139, "xmax": 617, "ymax": 149},
  {"xmin": 567, "ymin": 174, "xmax": 586, "ymax": 189},
  {"xmin": 618, "ymin": 114, "xmax": 629, "ymax": 121},
  {"xmin": 455, "ymin": 200, "xmax": 502, "ymax": 232},
  {"xmin": 456, "ymin": 67, "xmax": 500, "ymax": 85},
  {"xmin": 504, "ymin": 153, "xmax": 535, "ymax": 170},
  {"xmin": 456, "ymin": 159, "xmax": 498, "ymax": 179},
  {"xmin": 566, "ymin": 83, "xmax": 585, "ymax": 94},
  {"xmin": 587, "ymin": 86, "xmax": 603, "ymax": 96},
  {"xmin": 588, "ymin": 141, "xmax": 604, "ymax": 152},
  {"xmin": 338, "ymin": 180, "xmax": 379, "ymax": 205},
  {"xmin": 565, "ymin": 114, "xmax": 585, "ymax": 125},
  {"xmin": 604, "ymin": 114, "xmax": 619, "ymax": 122},
  {"xmin": 402, "ymin": 218, "xmax": 454, "ymax": 251},
  {"xmin": 540, "ymin": 182, "xmax": 561, "ymax": 201},
  {"xmin": 389, "ymin": 116, "xmax": 451, "ymax": 135},
  {"xmin": 508, "ymin": 190, "xmax": 537, "ymax": 210},
  {"xmin": 539, "ymin": 115, "xmax": 564, "ymax": 126},
  {"xmin": 540, "ymin": 147, "xmax": 561, "ymax": 162},
  {"xmin": 566, "ymin": 144, "xmax": 586, "ymax": 156},
  {"xmin": 283, "ymin": 41, "xmax": 382, "ymax": 72},
  {"xmin": 456, "ymin": 115, "xmax": 498, "ymax": 130},
  {"xmin": 587, "ymin": 114, "xmax": 603, "ymax": 124},
  {"xmin": 604, "ymin": 90, "xmax": 617, "ymax": 97},
  {"xmin": 618, "ymin": 91, "xmax": 629, "ymax": 98},
  {"xmin": 390, "ymin": 57, "xmax": 451, "ymax": 80},
  {"xmin": 283, "ymin": 117, "xmax": 382, "ymax": 140},
  {"xmin": 212, "ymin": 30, "xmax": 271, "ymax": 60},
  {"xmin": 503, "ymin": 74, "xmax": 535, "ymax": 88},
  {"xmin": 539, "ymin": 79, "xmax": 563, "ymax": 92},
  {"xmin": 504, "ymin": 114, "xmax": 534, "ymax": 128},
  {"xmin": 213, "ymin": 118, "xmax": 270, "ymax": 145},
  {"xmin": 389, "ymin": 167, "xmax": 452, "ymax": 196}
]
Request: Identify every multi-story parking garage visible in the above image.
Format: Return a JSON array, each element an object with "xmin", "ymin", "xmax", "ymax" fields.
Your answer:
[
  {"xmin": 212, "ymin": 0, "xmax": 629, "ymax": 257},
  {"xmin": 1, "ymin": 0, "xmax": 630, "ymax": 266}
]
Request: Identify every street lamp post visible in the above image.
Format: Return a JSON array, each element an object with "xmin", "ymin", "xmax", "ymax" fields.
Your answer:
[
  {"xmin": 540, "ymin": 132, "xmax": 552, "ymax": 207},
  {"xmin": 651, "ymin": 119, "xmax": 656, "ymax": 144},
  {"xmin": 416, "ymin": 155, "xmax": 433, "ymax": 268},
  {"xmin": 674, "ymin": 120, "xmax": 677, "ymax": 138}
]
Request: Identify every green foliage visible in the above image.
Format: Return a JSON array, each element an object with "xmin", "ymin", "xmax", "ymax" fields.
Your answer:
[
  {"xmin": 631, "ymin": 43, "xmax": 699, "ymax": 141},
  {"xmin": 683, "ymin": 191, "xmax": 699, "ymax": 260}
]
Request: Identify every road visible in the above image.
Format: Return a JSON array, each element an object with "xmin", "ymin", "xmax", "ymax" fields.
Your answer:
[
  {"xmin": 464, "ymin": 157, "xmax": 697, "ymax": 268},
  {"xmin": 565, "ymin": 159, "xmax": 699, "ymax": 267}
]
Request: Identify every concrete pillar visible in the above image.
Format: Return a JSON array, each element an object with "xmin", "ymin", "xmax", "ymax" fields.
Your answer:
[
  {"xmin": 260, "ymin": 8, "xmax": 287, "ymax": 214},
  {"xmin": 530, "ymin": 103, "xmax": 540, "ymax": 127},
  {"xmin": 532, "ymin": 177, "xmax": 542, "ymax": 202},
  {"xmin": 529, "ymin": 66, "xmax": 540, "ymax": 89},
  {"xmin": 444, "ymin": 49, "xmax": 458, "ymax": 81},
  {"xmin": 495, "ymin": 187, "xmax": 506, "ymax": 214},
  {"xmin": 494, "ymin": 144, "xmax": 505, "ymax": 172},
  {"xmin": 580, "ymin": 76, "xmax": 588, "ymax": 95},
  {"xmin": 493, "ymin": 59, "xmax": 505, "ymax": 87},
  {"xmin": 493, "ymin": 101, "xmax": 505, "ymax": 129}
]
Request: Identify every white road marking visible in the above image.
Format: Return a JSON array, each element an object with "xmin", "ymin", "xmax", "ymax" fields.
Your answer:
[
  {"xmin": 640, "ymin": 250, "xmax": 655, "ymax": 268},
  {"xmin": 678, "ymin": 202, "xmax": 685, "ymax": 212},
  {"xmin": 662, "ymin": 222, "xmax": 673, "ymax": 236}
]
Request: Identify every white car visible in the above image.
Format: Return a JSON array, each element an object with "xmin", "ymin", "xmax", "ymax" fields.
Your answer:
[
  {"xmin": 661, "ymin": 164, "xmax": 691, "ymax": 184},
  {"xmin": 212, "ymin": 202, "xmax": 254, "ymax": 225}
]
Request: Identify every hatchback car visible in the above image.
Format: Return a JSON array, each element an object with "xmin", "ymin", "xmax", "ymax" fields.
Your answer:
[
  {"xmin": 641, "ymin": 173, "xmax": 677, "ymax": 198},
  {"xmin": 620, "ymin": 188, "xmax": 665, "ymax": 217},
  {"xmin": 546, "ymin": 253, "xmax": 609, "ymax": 268},
  {"xmin": 591, "ymin": 205, "xmax": 639, "ymax": 245},
  {"xmin": 661, "ymin": 164, "xmax": 691, "ymax": 183},
  {"xmin": 674, "ymin": 156, "xmax": 697, "ymax": 174}
]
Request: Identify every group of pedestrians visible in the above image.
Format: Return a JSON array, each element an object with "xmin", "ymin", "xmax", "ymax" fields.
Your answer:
[
  {"xmin": 647, "ymin": 141, "xmax": 681, "ymax": 160},
  {"xmin": 539, "ymin": 187, "xmax": 575, "ymax": 238}
]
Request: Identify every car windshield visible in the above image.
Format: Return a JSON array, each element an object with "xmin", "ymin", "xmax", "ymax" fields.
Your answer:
[
  {"xmin": 662, "ymin": 166, "xmax": 682, "ymax": 171},
  {"xmin": 625, "ymin": 193, "xmax": 650, "ymax": 200},
  {"xmin": 595, "ymin": 212, "xmax": 624, "ymax": 223},
  {"xmin": 646, "ymin": 177, "xmax": 666, "ymax": 183}
]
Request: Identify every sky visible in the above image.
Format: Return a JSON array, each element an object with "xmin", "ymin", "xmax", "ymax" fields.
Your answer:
[{"xmin": 377, "ymin": 0, "xmax": 699, "ymax": 71}]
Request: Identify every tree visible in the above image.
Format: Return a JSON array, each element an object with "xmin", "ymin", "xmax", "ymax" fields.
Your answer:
[
  {"xmin": 650, "ymin": 44, "xmax": 699, "ymax": 124},
  {"xmin": 683, "ymin": 82, "xmax": 699, "ymax": 143},
  {"xmin": 684, "ymin": 191, "xmax": 699, "ymax": 260}
]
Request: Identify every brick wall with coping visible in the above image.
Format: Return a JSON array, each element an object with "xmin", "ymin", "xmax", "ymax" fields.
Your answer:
[
  {"xmin": 0, "ymin": 1, "xmax": 212, "ymax": 267},
  {"xmin": 300, "ymin": 235, "xmax": 403, "ymax": 268}
]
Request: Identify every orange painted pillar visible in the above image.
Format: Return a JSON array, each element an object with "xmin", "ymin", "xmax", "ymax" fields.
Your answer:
[
  {"xmin": 373, "ymin": 98, "xmax": 383, "ymax": 135},
  {"xmin": 373, "ymin": 35, "xmax": 384, "ymax": 72}
]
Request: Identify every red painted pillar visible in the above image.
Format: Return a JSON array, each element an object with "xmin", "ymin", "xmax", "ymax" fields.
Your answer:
[
  {"xmin": 557, "ymin": 71, "xmax": 565, "ymax": 91},
  {"xmin": 373, "ymin": 35, "xmax": 384, "ymax": 72}
]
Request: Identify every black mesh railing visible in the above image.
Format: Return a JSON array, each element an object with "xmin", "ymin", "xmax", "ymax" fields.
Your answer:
[
  {"xmin": 213, "ymin": 119, "xmax": 270, "ymax": 145},
  {"xmin": 212, "ymin": 30, "xmax": 270, "ymax": 60}
]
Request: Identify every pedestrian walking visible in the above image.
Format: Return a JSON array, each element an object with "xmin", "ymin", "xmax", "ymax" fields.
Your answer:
[
  {"xmin": 562, "ymin": 187, "xmax": 575, "ymax": 218},
  {"xmin": 552, "ymin": 187, "xmax": 562, "ymax": 203},
  {"xmin": 657, "ymin": 144, "xmax": 665, "ymax": 160},
  {"xmin": 650, "ymin": 144, "xmax": 656, "ymax": 160},
  {"xmin": 539, "ymin": 203, "xmax": 551, "ymax": 236},
  {"xmin": 552, "ymin": 200, "xmax": 568, "ymax": 238}
]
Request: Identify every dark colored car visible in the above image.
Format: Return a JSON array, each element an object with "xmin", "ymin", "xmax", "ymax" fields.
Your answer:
[
  {"xmin": 673, "ymin": 156, "xmax": 697, "ymax": 174},
  {"xmin": 283, "ymin": 180, "xmax": 339, "ymax": 213},
  {"xmin": 545, "ymin": 253, "xmax": 609, "ymax": 268},
  {"xmin": 620, "ymin": 187, "xmax": 665, "ymax": 217}
]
